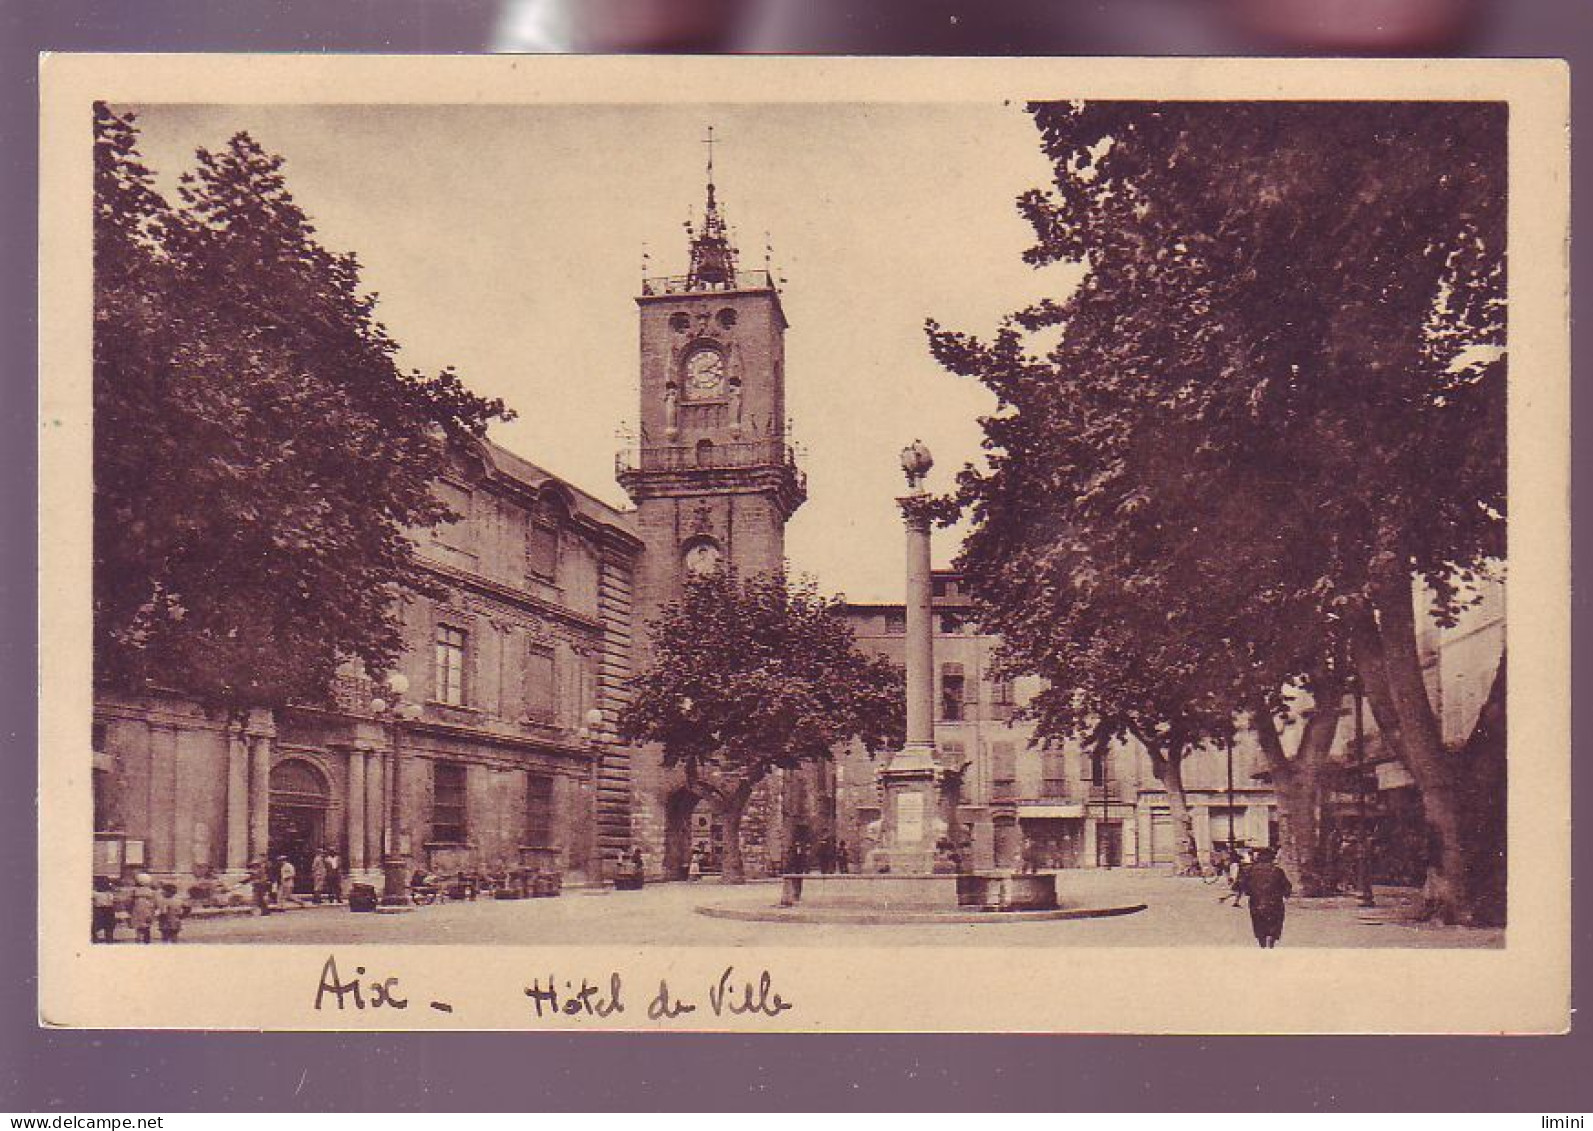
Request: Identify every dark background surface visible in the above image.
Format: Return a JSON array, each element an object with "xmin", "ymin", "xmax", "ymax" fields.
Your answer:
[{"xmin": 2, "ymin": 0, "xmax": 1587, "ymax": 1112}]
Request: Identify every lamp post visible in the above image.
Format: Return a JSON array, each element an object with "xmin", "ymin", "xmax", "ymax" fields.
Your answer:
[
  {"xmin": 1226, "ymin": 731, "xmax": 1237, "ymax": 855},
  {"xmin": 370, "ymin": 672, "xmax": 424, "ymax": 904},
  {"xmin": 1352, "ymin": 672, "xmax": 1375, "ymax": 908},
  {"xmin": 575, "ymin": 707, "xmax": 605, "ymax": 883}
]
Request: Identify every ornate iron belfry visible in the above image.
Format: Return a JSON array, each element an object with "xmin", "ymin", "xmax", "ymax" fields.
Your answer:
[{"xmin": 685, "ymin": 126, "xmax": 739, "ymax": 290}]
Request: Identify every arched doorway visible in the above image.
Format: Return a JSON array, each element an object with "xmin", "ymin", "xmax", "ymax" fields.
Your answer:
[
  {"xmin": 663, "ymin": 787, "xmax": 699, "ymax": 880},
  {"xmin": 268, "ymin": 758, "xmax": 331, "ymax": 884},
  {"xmin": 663, "ymin": 786, "xmax": 726, "ymax": 879}
]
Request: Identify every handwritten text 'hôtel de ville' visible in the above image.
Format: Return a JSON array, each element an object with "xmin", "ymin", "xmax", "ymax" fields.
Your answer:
[{"xmin": 313, "ymin": 955, "xmax": 794, "ymax": 1023}]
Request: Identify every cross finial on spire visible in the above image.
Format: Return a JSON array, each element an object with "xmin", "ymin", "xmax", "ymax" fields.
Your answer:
[
  {"xmin": 686, "ymin": 126, "xmax": 737, "ymax": 289},
  {"xmin": 703, "ymin": 124, "xmax": 718, "ymax": 185}
]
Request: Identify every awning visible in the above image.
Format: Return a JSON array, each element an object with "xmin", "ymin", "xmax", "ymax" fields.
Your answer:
[{"xmin": 1016, "ymin": 804, "xmax": 1086, "ymax": 819}]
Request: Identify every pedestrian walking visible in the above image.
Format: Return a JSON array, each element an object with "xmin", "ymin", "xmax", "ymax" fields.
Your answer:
[
  {"xmin": 310, "ymin": 849, "xmax": 329, "ymax": 905},
  {"xmin": 836, "ymin": 840, "xmax": 850, "ymax": 874},
  {"xmin": 156, "ymin": 883, "xmax": 188, "ymax": 943},
  {"xmin": 1233, "ymin": 846, "xmax": 1293, "ymax": 948},
  {"xmin": 277, "ymin": 856, "xmax": 303, "ymax": 906},
  {"xmin": 687, "ymin": 845, "xmax": 703, "ymax": 882},
  {"xmin": 1019, "ymin": 835, "xmax": 1039, "ymax": 875},
  {"xmin": 92, "ymin": 876, "xmax": 118, "ymax": 944},
  {"xmin": 816, "ymin": 836, "xmax": 836, "ymax": 874},
  {"xmin": 249, "ymin": 857, "xmax": 273, "ymax": 915},
  {"xmin": 1224, "ymin": 846, "xmax": 1250, "ymax": 906},
  {"xmin": 325, "ymin": 849, "xmax": 344, "ymax": 903},
  {"xmin": 127, "ymin": 872, "xmax": 158, "ymax": 944}
]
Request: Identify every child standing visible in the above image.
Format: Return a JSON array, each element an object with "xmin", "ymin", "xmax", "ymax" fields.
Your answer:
[
  {"xmin": 127, "ymin": 873, "xmax": 158, "ymax": 944},
  {"xmin": 92, "ymin": 876, "xmax": 118, "ymax": 944},
  {"xmin": 156, "ymin": 883, "xmax": 188, "ymax": 943}
]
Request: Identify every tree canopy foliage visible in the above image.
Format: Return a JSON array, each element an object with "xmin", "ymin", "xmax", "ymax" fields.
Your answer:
[
  {"xmin": 929, "ymin": 101, "xmax": 1506, "ymax": 916},
  {"xmin": 619, "ymin": 570, "xmax": 904, "ymax": 882},
  {"xmin": 94, "ymin": 103, "xmax": 512, "ymax": 713}
]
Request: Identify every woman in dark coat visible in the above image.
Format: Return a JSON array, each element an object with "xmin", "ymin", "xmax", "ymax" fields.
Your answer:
[{"xmin": 1234, "ymin": 847, "xmax": 1293, "ymax": 948}]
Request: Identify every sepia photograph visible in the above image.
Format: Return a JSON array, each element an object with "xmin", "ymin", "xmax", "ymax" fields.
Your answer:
[{"xmin": 38, "ymin": 55, "xmax": 1569, "ymax": 1032}]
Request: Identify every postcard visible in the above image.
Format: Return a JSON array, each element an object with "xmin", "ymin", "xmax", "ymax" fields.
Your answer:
[{"xmin": 38, "ymin": 54, "xmax": 1569, "ymax": 1032}]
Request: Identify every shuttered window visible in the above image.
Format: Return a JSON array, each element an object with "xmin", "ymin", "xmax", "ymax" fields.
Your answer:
[
  {"xmin": 432, "ymin": 762, "xmax": 468, "ymax": 843},
  {"xmin": 1041, "ymin": 748, "xmax": 1069, "ymax": 799},
  {"xmin": 527, "ymin": 521, "xmax": 558, "ymax": 581},
  {"xmin": 990, "ymin": 742, "xmax": 1016, "ymax": 801},
  {"xmin": 940, "ymin": 663, "xmax": 966, "ymax": 722},
  {"xmin": 525, "ymin": 644, "xmax": 556, "ymax": 725},
  {"xmin": 525, "ymin": 773, "xmax": 555, "ymax": 847}
]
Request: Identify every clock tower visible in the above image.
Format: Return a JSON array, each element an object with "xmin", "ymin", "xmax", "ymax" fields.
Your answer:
[{"xmin": 618, "ymin": 135, "xmax": 807, "ymax": 875}]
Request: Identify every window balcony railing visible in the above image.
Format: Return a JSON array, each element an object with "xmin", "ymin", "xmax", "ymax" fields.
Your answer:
[{"xmin": 1039, "ymin": 778, "xmax": 1071, "ymax": 801}]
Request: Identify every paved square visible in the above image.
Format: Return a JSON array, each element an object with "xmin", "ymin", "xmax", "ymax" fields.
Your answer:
[{"xmin": 152, "ymin": 871, "xmax": 1502, "ymax": 949}]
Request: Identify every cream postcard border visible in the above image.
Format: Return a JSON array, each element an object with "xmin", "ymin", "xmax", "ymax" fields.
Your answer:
[{"xmin": 37, "ymin": 54, "xmax": 1570, "ymax": 1033}]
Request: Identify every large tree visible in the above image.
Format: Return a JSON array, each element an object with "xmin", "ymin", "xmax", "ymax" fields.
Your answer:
[
  {"xmin": 619, "ymin": 571, "xmax": 904, "ymax": 884},
  {"xmin": 930, "ymin": 101, "xmax": 1505, "ymax": 920},
  {"xmin": 94, "ymin": 104, "xmax": 511, "ymax": 715}
]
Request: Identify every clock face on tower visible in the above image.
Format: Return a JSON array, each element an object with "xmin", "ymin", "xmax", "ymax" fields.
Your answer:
[
  {"xmin": 683, "ymin": 347, "xmax": 725, "ymax": 398},
  {"xmin": 683, "ymin": 540, "xmax": 723, "ymax": 576}
]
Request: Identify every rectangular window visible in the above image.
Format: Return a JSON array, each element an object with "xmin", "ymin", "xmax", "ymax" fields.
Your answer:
[
  {"xmin": 1041, "ymin": 748, "xmax": 1069, "ymax": 799},
  {"xmin": 884, "ymin": 611, "xmax": 906, "ymax": 635},
  {"xmin": 990, "ymin": 678, "xmax": 1016, "ymax": 721},
  {"xmin": 940, "ymin": 664, "xmax": 966, "ymax": 722},
  {"xmin": 524, "ymin": 643, "xmax": 556, "ymax": 725},
  {"xmin": 1087, "ymin": 749, "xmax": 1110, "ymax": 787},
  {"xmin": 990, "ymin": 741, "xmax": 1016, "ymax": 802},
  {"xmin": 940, "ymin": 741, "xmax": 966, "ymax": 772},
  {"xmin": 433, "ymin": 481, "xmax": 474, "ymax": 553},
  {"xmin": 93, "ymin": 768, "xmax": 112, "ymax": 832},
  {"xmin": 431, "ymin": 762, "xmax": 468, "ymax": 843},
  {"xmin": 526, "ymin": 521, "xmax": 559, "ymax": 582},
  {"xmin": 91, "ymin": 721, "xmax": 115, "ymax": 832},
  {"xmin": 434, "ymin": 625, "xmax": 467, "ymax": 706},
  {"xmin": 939, "ymin": 612, "xmax": 963, "ymax": 636},
  {"xmin": 525, "ymin": 773, "xmax": 555, "ymax": 847}
]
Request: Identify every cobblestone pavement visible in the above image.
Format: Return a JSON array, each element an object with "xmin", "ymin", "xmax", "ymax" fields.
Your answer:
[{"xmin": 157, "ymin": 869, "xmax": 1503, "ymax": 949}]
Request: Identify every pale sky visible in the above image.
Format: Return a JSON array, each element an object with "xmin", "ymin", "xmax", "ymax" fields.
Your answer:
[{"xmin": 129, "ymin": 101, "xmax": 1082, "ymax": 602}]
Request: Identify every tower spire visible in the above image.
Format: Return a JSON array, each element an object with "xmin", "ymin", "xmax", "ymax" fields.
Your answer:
[{"xmin": 686, "ymin": 125, "xmax": 738, "ymax": 290}]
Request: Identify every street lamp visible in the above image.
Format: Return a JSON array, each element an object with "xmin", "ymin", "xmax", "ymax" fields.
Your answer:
[
  {"xmin": 371, "ymin": 672, "xmax": 423, "ymax": 904},
  {"xmin": 576, "ymin": 707, "xmax": 605, "ymax": 882},
  {"xmin": 576, "ymin": 706, "xmax": 605, "ymax": 743}
]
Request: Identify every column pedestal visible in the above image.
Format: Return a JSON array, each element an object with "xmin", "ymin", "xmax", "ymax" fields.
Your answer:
[{"xmin": 869, "ymin": 749, "xmax": 945, "ymax": 875}]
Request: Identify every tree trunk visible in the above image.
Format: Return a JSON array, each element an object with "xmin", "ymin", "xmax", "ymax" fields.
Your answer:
[
  {"xmin": 715, "ymin": 782, "xmax": 757, "ymax": 885},
  {"xmin": 1250, "ymin": 685, "xmax": 1341, "ymax": 896},
  {"xmin": 1359, "ymin": 573, "xmax": 1468, "ymax": 924},
  {"xmin": 1155, "ymin": 748, "xmax": 1200, "ymax": 874},
  {"xmin": 1458, "ymin": 652, "xmax": 1507, "ymax": 926}
]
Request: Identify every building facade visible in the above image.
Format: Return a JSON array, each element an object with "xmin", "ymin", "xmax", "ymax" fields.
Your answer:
[
  {"xmin": 834, "ymin": 572, "xmax": 1279, "ymax": 872},
  {"xmin": 92, "ymin": 439, "xmax": 644, "ymax": 889}
]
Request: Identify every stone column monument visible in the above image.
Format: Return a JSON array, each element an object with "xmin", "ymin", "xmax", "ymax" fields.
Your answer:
[
  {"xmin": 868, "ymin": 440, "xmax": 948, "ymax": 875},
  {"xmin": 769, "ymin": 441, "xmax": 1060, "ymax": 915}
]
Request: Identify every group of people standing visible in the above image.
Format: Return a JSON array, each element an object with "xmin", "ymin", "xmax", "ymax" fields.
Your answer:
[
  {"xmin": 781, "ymin": 835, "xmax": 849, "ymax": 876},
  {"xmin": 91, "ymin": 873, "xmax": 188, "ymax": 944},
  {"xmin": 248, "ymin": 848, "xmax": 344, "ymax": 915}
]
